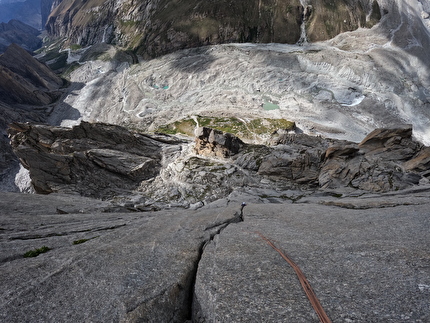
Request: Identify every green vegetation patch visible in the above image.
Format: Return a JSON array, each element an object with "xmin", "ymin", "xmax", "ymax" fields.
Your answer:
[
  {"xmin": 69, "ymin": 44, "xmax": 82, "ymax": 50},
  {"xmin": 156, "ymin": 118, "xmax": 197, "ymax": 136},
  {"xmin": 73, "ymin": 236, "xmax": 99, "ymax": 245},
  {"xmin": 155, "ymin": 116, "xmax": 295, "ymax": 140},
  {"xmin": 197, "ymin": 116, "xmax": 248, "ymax": 136},
  {"xmin": 23, "ymin": 246, "xmax": 51, "ymax": 258}
]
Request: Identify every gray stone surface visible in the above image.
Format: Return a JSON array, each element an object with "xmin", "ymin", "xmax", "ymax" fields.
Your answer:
[
  {"xmin": 1, "ymin": 187, "xmax": 429, "ymax": 322},
  {"xmin": 193, "ymin": 188, "xmax": 430, "ymax": 322},
  {"xmin": 0, "ymin": 192, "xmax": 240, "ymax": 322}
]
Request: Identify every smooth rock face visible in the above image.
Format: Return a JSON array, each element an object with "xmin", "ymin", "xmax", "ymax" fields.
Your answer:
[
  {"xmin": 0, "ymin": 191, "xmax": 240, "ymax": 322},
  {"xmin": 1, "ymin": 186, "xmax": 429, "ymax": 322},
  {"xmin": 193, "ymin": 191, "xmax": 430, "ymax": 322}
]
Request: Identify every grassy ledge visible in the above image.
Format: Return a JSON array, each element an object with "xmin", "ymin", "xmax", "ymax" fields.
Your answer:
[{"xmin": 23, "ymin": 246, "xmax": 51, "ymax": 258}]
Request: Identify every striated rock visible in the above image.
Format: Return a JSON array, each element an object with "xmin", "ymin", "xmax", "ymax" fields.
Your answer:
[
  {"xmin": 1, "ymin": 185, "xmax": 429, "ymax": 322},
  {"xmin": 8, "ymin": 121, "xmax": 179, "ymax": 198},
  {"xmin": 257, "ymin": 146, "xmax": 323, "ymax": 186},
  {"xmin": 324, "ymin": 144, "xmax": 360, "ymax": 159},
  {"xmin": 358, "ymin": 124, "xmax": 421, "ymax": 160},
  {"xmin": 404, "ymin": 147, "xmax": 430, "ymax": 173},
  {"xmin": 250, "ymin": 134, "xmax": 334, "ymax": 186},
  {"xmin": 193, "ymin": 192, "xmax": 430, "ymax": 322},
  {"xmin": 0, "ymin": 100, "xmax": 48, "ymax": 191}
]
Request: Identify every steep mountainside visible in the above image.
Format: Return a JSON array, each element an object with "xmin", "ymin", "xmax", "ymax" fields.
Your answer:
[
  {"xmin": 0, "ymin": 43, "xmax": 64, "ymax": 105},
  {"xmin": 0, "ymin": 43, "xmax": 65, "ymax": 191},
  {"xmin": 46, "ymin": 0, "xmax": 381, "ymax": 57},
  {"xmin": 0, "ymin": 20, "xmax": 42, "ymax": 53},
  {"xmin": 0, "ymin": 0, "xmax": 42, "ymax": 30}
]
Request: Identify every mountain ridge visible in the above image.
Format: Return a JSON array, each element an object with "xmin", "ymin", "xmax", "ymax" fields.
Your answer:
[{"xmin": 45, "ymin": 0, "xmax": 381, "ymax": 57}]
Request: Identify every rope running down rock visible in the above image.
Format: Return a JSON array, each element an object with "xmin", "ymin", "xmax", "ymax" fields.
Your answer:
[{"xmin": 257, "ymin": 232, "xmax": 332, "ymax": 323}]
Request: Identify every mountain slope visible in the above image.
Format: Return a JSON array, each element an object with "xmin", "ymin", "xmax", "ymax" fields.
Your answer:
[
  {"xmin": 0, "ymin": 0, "xmax": 42, "ymax": 30},
  {"xmin": 0, "ymin": 43, "xmax": 64, "ymax": 105},
  {"xmin": 0, "ymin": 20, "xmax": 42, "ymax": 53},
  {"xmin": 46, "ymin": 0, "xmax": 380, "ymax": 57}
]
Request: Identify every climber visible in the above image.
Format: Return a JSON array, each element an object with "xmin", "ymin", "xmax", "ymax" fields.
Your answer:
[{"xmin": 240, "ymin": 202, "xmax": 246, "ymax": 218}]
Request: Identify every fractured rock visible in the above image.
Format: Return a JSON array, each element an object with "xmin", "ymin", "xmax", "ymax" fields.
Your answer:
[
  {"xmin": 195, "ymin": 127, "xmax": 244, "ymax": 158},
  {"xmin": 193, "ymin": 195, "xmax": 430, "ymax": 322},
  {"xmin": 404, "ymin": 147, "xmax": 430, "ymax": 173},
  {"xmin": 358, "ymin": 124, "xmax": 421, "ymax": 161},
  {"xmin": 8, "ymin": 121, "xmax": 179, "ymax": 198},
  {"xmin": 320, "ymin": 125, "xmax": 428, "ymax": 192}
]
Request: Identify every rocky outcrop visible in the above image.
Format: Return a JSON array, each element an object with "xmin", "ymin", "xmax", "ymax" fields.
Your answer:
[
  {"xmin": 194, "ymin": 127, "xmax": 244, "ymax": 158},
  {"xmin": 306, "ymin": 0, "xmax": 381, "ymax": 42},
  {"xmin": 319, "ymin": 125, "xmax": 426, "ymax": 192},
  {"xmin": 8, "ymin": 122, "xmax": 430, "ymax": 201},
  {"xmin": 41, "ymin": 0, "xmax": 63, "ymax": 28},
  {"xmin": 45, "ymin": 0, "xmax": 379, "ymax": 57},
  {"xmin": 8, "ymin": 121, "xmax": 183, "ymax": 198},
  {"xmin": 0, "ymin": 43, "xmax": 63, "ymax": 105},
  {"xmin": 0, "ymin": 20, "xmax": 42, "ymax": 54},
  {"xmin": 404, "ymin": 147, "xmax": 430, "ymax": 174}
]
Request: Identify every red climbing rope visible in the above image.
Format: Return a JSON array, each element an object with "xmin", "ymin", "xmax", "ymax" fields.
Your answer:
[{"xmin": 257, "ymin": 232, "xmax": 332, "ymax": 323}]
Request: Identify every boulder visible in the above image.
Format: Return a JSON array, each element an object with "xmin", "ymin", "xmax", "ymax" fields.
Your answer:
[
  {"xmin": 257, "ymin": 146, "xmax": 322, "ymax": 186},
  {"xmin": 358, "ymin": 124, "xmax": 421, "ymax": 161},
  {"xmin": 403, "ymin": 147, "xmax": 430, "ymax": 173}
]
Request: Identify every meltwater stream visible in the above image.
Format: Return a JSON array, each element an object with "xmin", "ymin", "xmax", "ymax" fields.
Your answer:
[{"xmin": 297, "ymin": 0, "xmax": 310, "ymax": 45}]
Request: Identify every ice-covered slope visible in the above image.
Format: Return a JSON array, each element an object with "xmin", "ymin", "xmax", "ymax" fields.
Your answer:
[{"xmin": 50, "ymin": 0, "xmax": 430, "ymax": 145}]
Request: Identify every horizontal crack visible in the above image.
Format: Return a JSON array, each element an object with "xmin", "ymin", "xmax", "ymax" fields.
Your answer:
[{"xmin": 9, "ymin": 224, "xmax": 126, "ymax": 240}]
